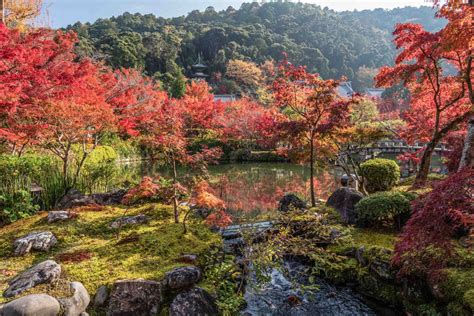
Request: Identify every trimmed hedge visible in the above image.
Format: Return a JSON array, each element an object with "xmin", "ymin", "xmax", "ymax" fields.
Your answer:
[
  {"xmin": 356, "ymin": 191, "xmax": 417, "ymax": 229},
  {"xmin": 360, "ymin": 158, "xmax": 400, "ymax": 193}
]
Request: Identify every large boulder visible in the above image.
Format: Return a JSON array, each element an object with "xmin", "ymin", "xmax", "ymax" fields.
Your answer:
[
  {"xmin": 164, "ymin": 266, "xmax": 202, "ymax": 291},
  {"xmin": 58, "ymin": 282, "xmax": 90, "ymax": 316},
  {"xmin": 278, "ymin": 194, "xmax": 307, "ymax": 213},
  {"xmin": 13, "ymin": 231, "xmax": 58, "ymax": 256},
  {"xmin": 91, "ymin": 190, "xmax": 127, "ymax": 206},
  {"xmin": 109, "ymin": 215, "xmax": 149, "ymax": 229},
  {"xmin": 3, "ymin": 260, "xmax": 61, "ymax": 298},
  {"xmin": 107, "ymin": 279, "xmax": 162, "ymax": 316},
  {"xmin": 57, "ymin": 189, "xmax": 96, "ymax": 209},
  {"xmin": 169, "ymin": 287, "xmax": 218, "ymax": 316},
  {"xmin": 1, "ymin": 294, "xmax": 60, "ymax": 316},
  {"xmin": 48, "ymin": 211, "xmax": 77, "ymax": 223},
  {"xmin": 326, "ymin": 187, "xmax": 364, "ymax": 224}
]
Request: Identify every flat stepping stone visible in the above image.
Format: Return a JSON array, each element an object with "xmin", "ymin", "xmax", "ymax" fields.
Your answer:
[
  {"xmin": 13, "ymin": 231, "xmax": 57, "ymax": 256},
  {"xmin": 3, "ymin": 260, "xmax": 61, "ymax": 298},
  {"xmin": 109, "ymin": 215, "xmax": 149, "ymax": 229}
]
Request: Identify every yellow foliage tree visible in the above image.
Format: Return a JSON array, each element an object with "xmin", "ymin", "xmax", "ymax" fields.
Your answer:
[
  {"xmin": 225, "ymin": 59, "xmax": 264, "ymax": 96},
  {"xmin": 1, "ymin": 0, "xmax": 42, "ymax": 29}
]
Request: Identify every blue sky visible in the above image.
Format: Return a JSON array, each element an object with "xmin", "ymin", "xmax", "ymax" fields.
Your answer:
[{"xmin": 44, "ymin": 0, "xmax": 428, "ymax": 28}]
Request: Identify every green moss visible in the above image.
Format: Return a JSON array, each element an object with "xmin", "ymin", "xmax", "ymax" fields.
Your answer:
[
  {"xmin": 328, "ymin": 228, "xmax": 398, "ymax": 255},
  {"xmin": 447, "ymin": 302, "xmax": 471, "ymax": 316},
  {"xmin": 439, "ymin": 268, "xmax": 474, "ymax": 311},
  {"xmin": 0, "ymin": 203, "xmax": 221, "ymax": 304},
  {"xmin": 357, "ymin": 267, "xmax": 401, "ymax": 306},
  {"xmin": 462, "ymin": 289, "xmax": 474, "ymax": 311}
]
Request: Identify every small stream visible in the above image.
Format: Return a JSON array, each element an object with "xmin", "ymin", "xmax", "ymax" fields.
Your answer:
[
  {"xmin": 222, "ymin": 223, "xmax": 397, "ymax": 316},
  {"xmin": 242, "ymin": 260, "xmax": 376, "ymax": 316}
]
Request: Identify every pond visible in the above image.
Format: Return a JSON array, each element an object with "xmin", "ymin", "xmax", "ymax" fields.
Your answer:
[{"xmin": 122, "ymin": 162, "xmax": 343, "ymax": 222}]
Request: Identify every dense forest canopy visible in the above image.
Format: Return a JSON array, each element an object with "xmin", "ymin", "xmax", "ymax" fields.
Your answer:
[{"xmin": 68, "ymin": 2, "xmax": 446, "ymax": 92}]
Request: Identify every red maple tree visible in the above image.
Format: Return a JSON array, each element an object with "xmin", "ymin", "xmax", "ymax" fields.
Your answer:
[
  {"xmin": 272, "ymin": 57, "xmax": 356, "ymax": 206},
  {"xmin": 376, "ymin": 5, "xmax": 472, "ymax": 186}
]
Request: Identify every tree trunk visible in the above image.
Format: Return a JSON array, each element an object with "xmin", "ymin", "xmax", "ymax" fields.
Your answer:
[
  {"xmin": 459, "ymin": 113, "xmax": 474, "ymax": 170},
  {"xmin": 413, "ymin": 141, "xmax": 436, "ymax": 187},
  {"xmin": 0, "ymin": 0, "xmax": 4, "ymax": 24},
  {"xmin": 172, "ymin": 156, "xmax": 179, "ymax": 224},
  {"xmin": 309, "ymin": 135, "xmax": 316, "ymax": 207}
]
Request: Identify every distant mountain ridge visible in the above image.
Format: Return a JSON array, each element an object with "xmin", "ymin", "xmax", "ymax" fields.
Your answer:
[{"xmin": 68, "ymin": 2, "xmax": 446, "ymax": 91}]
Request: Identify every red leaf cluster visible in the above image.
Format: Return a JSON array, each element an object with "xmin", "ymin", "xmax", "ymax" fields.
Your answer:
[{"xmin": 393, "ymin": 169, "xmax": 474, "ymax": 277}]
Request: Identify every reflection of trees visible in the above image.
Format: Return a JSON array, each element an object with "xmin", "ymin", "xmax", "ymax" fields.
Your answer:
[{"xmin": 211, "ymin": 165, "xmax": 338, "ymax": 218}]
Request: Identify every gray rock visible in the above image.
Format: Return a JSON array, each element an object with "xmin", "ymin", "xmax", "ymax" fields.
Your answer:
[
  {"xmin": 356, "ymin": 246, "xmax": 367, "ymax": 266},
  {"xmin": 57, "ymin": 189, "xmax": 96, "ymax": 210},
  {"xmin": 58, "ymin": 282, "xmax": 90, "ymax": 316},
  {"xmin": 278, "ymin": 194, "xmax": 307, "ymax": 213},
  {"xmin": 13, "ymin": 231, "xmax": 58, "ymax": 256},
  {"xmin": 3, "ymin": 260, "xmax": 61, "ymax": 298},
  {"xmin": 169, "ymin": 287, "xmax": 218, "ymax": 316},
  {"xmin": 109, "ymin": 215, "xmax": 149, "ymax": 229},
  {"xmin": 48, "ymin": 211, "xmax": 75, "ymax": 223},
  {"xmin": 79, "ymin": 313, "xmax": 89, "ymax": 316},
  {"xmin": 93, "ymin": 285, "xmax": 109, "ymax": 307},
  {"xmin": 2, "ymin": 294, "xmax": 60, "ymax": 316},
  {"xmin": 91, "ymin": 190, "xmax": 126, "ymax": 206},
  {"xmin": 107, "ymin": 279, "xmax": 162, "ymax": 316},
  {"xmin": 326, "ymin": 187, "xmax": 364, "ymax": 224},
  {"xmin": 164, "ymin": 266, "xmax": 202, "ymax": 291}
]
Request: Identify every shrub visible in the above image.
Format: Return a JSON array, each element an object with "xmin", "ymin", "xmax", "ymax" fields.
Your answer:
[
  {"xmin": 356, "ymin": 191, "xmax": 417, "ymax": 229},
  {"xmin": 0, "ymin": 154, "xmax": 64, "ymax": 211},
  {"xmin": 360, "ymin": 158, "xmax": 400, "ymax": 193},
  {"xmin": 0, "ymin": 190, "xmax": 39, "ymax": 224}
]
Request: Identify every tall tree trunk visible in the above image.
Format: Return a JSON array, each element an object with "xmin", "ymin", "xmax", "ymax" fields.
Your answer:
[
  {"xmin": 172, "ymin": 156, "xmax": 179, "ymax": 224},
  {"xmin": 414, "ymin": 141, "xmax": 436, "ymax": 187},
  {"xmin": 459, "ymin": 113, "xmax": 474, "ymax": 170},
  {"xmin": 309, "ymin": 135, "xmax": 316, "ymax": 207},
  {"xmin": 0, "ymin": 0, "xmax": 4, "ymax": 24}
]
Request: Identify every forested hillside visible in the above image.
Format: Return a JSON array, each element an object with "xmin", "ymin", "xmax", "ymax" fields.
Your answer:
[{"xmin": 68, "ymin": 2, "xmax": 445, "ymax": 91}]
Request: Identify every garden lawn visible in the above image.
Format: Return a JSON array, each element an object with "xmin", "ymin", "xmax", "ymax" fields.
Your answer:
[{"xmin": 0, "ymin": 203, "xmax": 221, "ymax": 304}]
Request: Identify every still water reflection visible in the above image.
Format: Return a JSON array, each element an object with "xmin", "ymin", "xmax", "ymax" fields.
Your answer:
[{"xmin": 125, "ymin": 162, "xmax": 342, "ymax": 221}]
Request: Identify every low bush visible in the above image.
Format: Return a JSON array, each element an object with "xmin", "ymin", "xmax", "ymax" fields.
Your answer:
[
  {"xmin": 356, "ymin": 191, "xmax": 417, "ymax": 229},
  {"xmin": 360, "ymin": 158, "xmax": 400, "ymax": 193},
  {"xmin": 0, "ymin": 190, "xmax": 39, "ymax": 224}
]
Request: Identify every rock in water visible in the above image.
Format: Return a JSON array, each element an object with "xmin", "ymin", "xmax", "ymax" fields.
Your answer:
[
  {"xmin": 169, "ymin": 288, "xmax": 218, "ymax": 316},
  {"xmin": 326, "ymin": 187, "xmax": 364, "ymax": 224},
  {"xmin": 58, "ymin": 282, "xmax": 90, "ymax": 316},
  {"xmin": 3, "ymin": 260, "xmax": 62, "ymax": 298},
  {"xmin": 164, "ymin": 266, "xmax": 202, "ymax": 291},
  {"xmin": 2, "ymin": 294, "xmax": 60, "ymax": 316},
  {"xmin": 278, "ymin": 194, "xmax": 307, "ymax": 212},
  {"xmin": 107, "ymin": 280, "xmax": 162, "ymax": 316},
  {"xmin": 48, "ymin": 211, "xmax": 76, "ymax": 223},
  {"xmin": 109, "ymin": 215, "xmax": 149, "ymax": 229},
  {"xmin": 13, "ymin": 231, "xmax": 58, "ymax": 256}
]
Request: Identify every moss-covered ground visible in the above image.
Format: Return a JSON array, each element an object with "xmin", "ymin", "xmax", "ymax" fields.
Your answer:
[{"xmin": 0, "ymin": 204, "xmax": 221, "ymax": 304}]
